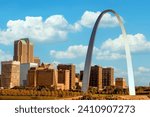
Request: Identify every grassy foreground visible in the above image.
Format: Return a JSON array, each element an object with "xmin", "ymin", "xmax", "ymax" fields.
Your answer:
[
  {"xmin": 0, "ymin": 95, "xmax": 82, "ymax": 100},
  {"xmin": 0, "ymin": 96, "xmax": 63, "ymax": 100},
  {"xmin": 0, "ymin": 95, "xmax": 149, "ymax": 100}
]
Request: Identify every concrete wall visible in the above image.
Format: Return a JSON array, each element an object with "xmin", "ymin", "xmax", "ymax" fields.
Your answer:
[
  {"xmin": 20, "ymin": 63, "xmax": 38, "ymax": 86},
  {"xmin": 1, "ymin": 61, "xmax": 20, "ymax": 88},
  {"xmin": 58, "ymin": 70, "xmax": 70, "ymax": 90}
]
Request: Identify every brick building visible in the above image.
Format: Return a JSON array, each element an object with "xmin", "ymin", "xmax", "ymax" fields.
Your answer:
[
  {"xmin": 27, "ymin": 64, "xmax": 57, "ymax": 87},
  {"xmin": 80, "ymin": 66, "xmax": 114, "ymax": 90},
  {"xmin": 27, "ymin": 63, "xmax": 70, "ymax": 90},
  {"xmin": 115, "ymin": 77, "xmax": 127, "ymax": 88},
  {"xmin": 102, "ymin": 67, "xmax": 114, "ymax": 88},
  {"xmin": 57, "ymin": 64, "xmax": 75, "ymax": 90},
  {"xmin": 90, "ymin": 65, "xmax": 103, "ymax": 90}
]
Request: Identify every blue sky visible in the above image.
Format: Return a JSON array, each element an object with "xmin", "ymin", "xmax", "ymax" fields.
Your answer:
[{"xmin": 0, "ymin": 0, "xmax": 150, "ymax": 86}]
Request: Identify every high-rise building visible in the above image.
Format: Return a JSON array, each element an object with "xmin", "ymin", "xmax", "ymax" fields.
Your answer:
[
  {"xmin": 80, "ymin": 66, "xmax": 114, "ymax": 90},
  {"xmin": 90, "ymin": 65, "xmax": 103, "ymax": 90},
  {"xmin": 102, "ymin": 67, "xmax": 114, "ymax": 88},
  {"xmin": 80, "ymin": 65, "xmax": 103, "ymax": 90},
  {"xmin": 58, "ymin": 70, "xmax": 70, "ymax": 90},
  {"xmin": 20, "ymin": 63, "xmax": 38, "ymax": 86},
  {"xmin": 57, "ymin": 64, "xmax": 75, "ymax": 90},
  {"xmin": 13, "ymin": 38, "xmax": 34, "ymax": 63},
  {"xmin": 115, "ymin": 77, "xmax": 127, "ymax": 88},
  {"xmin": 1, "ymin": 61, "xmax": 20, "ymax": 88},
  {"xmin": 27, "ymin": 64, "xmax": 56, "ymax": 87}
]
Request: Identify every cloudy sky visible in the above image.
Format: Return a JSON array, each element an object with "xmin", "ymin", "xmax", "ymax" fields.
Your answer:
[{"xmin": 0, "ymin": 0, "xmax": 150, "ymax": 86}]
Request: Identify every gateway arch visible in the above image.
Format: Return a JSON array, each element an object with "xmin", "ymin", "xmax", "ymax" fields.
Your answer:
[{"xmin": 81, "ymin": 9, "xmax": 135, "ymax": 95}]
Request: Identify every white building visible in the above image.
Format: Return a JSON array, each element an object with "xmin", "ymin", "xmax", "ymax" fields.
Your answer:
[{"xmin": 20, "ymin": 63, "xmax": 38, "ymax": 86}]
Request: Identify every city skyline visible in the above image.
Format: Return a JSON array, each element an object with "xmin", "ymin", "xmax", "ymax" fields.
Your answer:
[
  {"xmin": 0, "ymin": 0, "xmax": 150, "ymax": 86},
  {"xmin": 0, "ymin": 38, "xmax": 120, "ymax": 91}
]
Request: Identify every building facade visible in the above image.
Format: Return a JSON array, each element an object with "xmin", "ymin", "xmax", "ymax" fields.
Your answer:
[
  {"xmin": 28, "ymin": 66, "xmax": 70, "ymax": 90},
  {"xmin": 36, "ymin": 69, "xmax": 57, "ymax": 87},
  {"xmin": 115, "ymin": 78, "xmax": 127, "ymax": 88},
  {"xmin": 58, "ymin": 70, "xmax": 70, "ymax": 90},
  {"xmin": 13, "ymin": 38, "xmax": 34, "ymax": 63},
  {"xmin": 102, "ymin": 67, "xmax": 114, "ymax": 88},
  {"xmin": 1, "ymin": 61, "xmax": 20, "ymax": 88},
  {"xmin": 27, "ymin": 67, "xmax": 37, "ymax": 87},
  {"xmin": 57, "ymin": 64, "xmax": 75, "ymax": 90},
  {"xmin": 80, "ymin": 66, "xmax": 103, "ymax": 90},
  {"xmin": 90, "ymin": 65, "xmax": 103, "ymax": 90},
  {"xmin": 27, "ymin": 64, "xmax": 57, "ymax": 88}
]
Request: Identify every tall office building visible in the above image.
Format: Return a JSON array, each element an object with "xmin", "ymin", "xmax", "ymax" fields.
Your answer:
[
  {"xmin": 1, "ymin": 61, "xmax": 20, "ymax": 88},
  {"xmin": 102, "ymin": 67, "xmax": 114, "ymax": 88},
  {"xmin": 13, "ymin": 38, "xmax": 34, "ymax": 63},
  {"xmin": 80, "ymin": 65, "xmax": 103, "ymax": 90},
  {"xmin": 80, "ymin": 66, "xmax": 114, "ymax": 90},
  {"xmin": 90, "ymin": 65, "xmax": 103, "ymax": 90},
  {"xmin": 57, "ymin": 64, "xmax": 75, "ymax": 90},
  {"xmin": 115, "ymin": 77, "xmax": 127, "ymax": 88}
]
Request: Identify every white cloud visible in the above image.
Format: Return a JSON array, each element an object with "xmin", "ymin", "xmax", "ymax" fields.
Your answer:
[
  {"xmin": 134, "ymin": 66, "xmax": 150, "ymax": 86},
  {"xmin": 78, "ymin": 11, "xmax": 122, "ymax": 28},
  {"xmin": 50, "ymin": 44, "xmax": 100, "ymax": 59},
  {"xmin": 50, "ymin": 44, "xmax": 124, "ymax": 60},
  {"xmin": 50, "ymin": 45, "xmax": 88, "ymax": 59},
  {"xmin": 96, "ymin": 50, "xmax": 125, "ymax": 60},
  {"xmin": 50, "ymin": 33, "xmax": 150, "ymax": 60},
  {"xmin": 0, "ymin": 49, "xmax": 12, "ymax": 61},
  {"xmin": 97, "ymin": 33, "xmax": 150, "ymax": 59},
  {"xmin": 101, "ymin": 33, "xmax": 150, "ymax": 53},
  {"xmin": 137, "ymin": 66, "xmax": 150, "ymax": 73},
  {"xmin": 0, "ymin": 15, "xmax": 80, "ymax": 45},
  {"xmin": 0, "ymin": 10, "xmax": 124, "ymax": 45}
]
